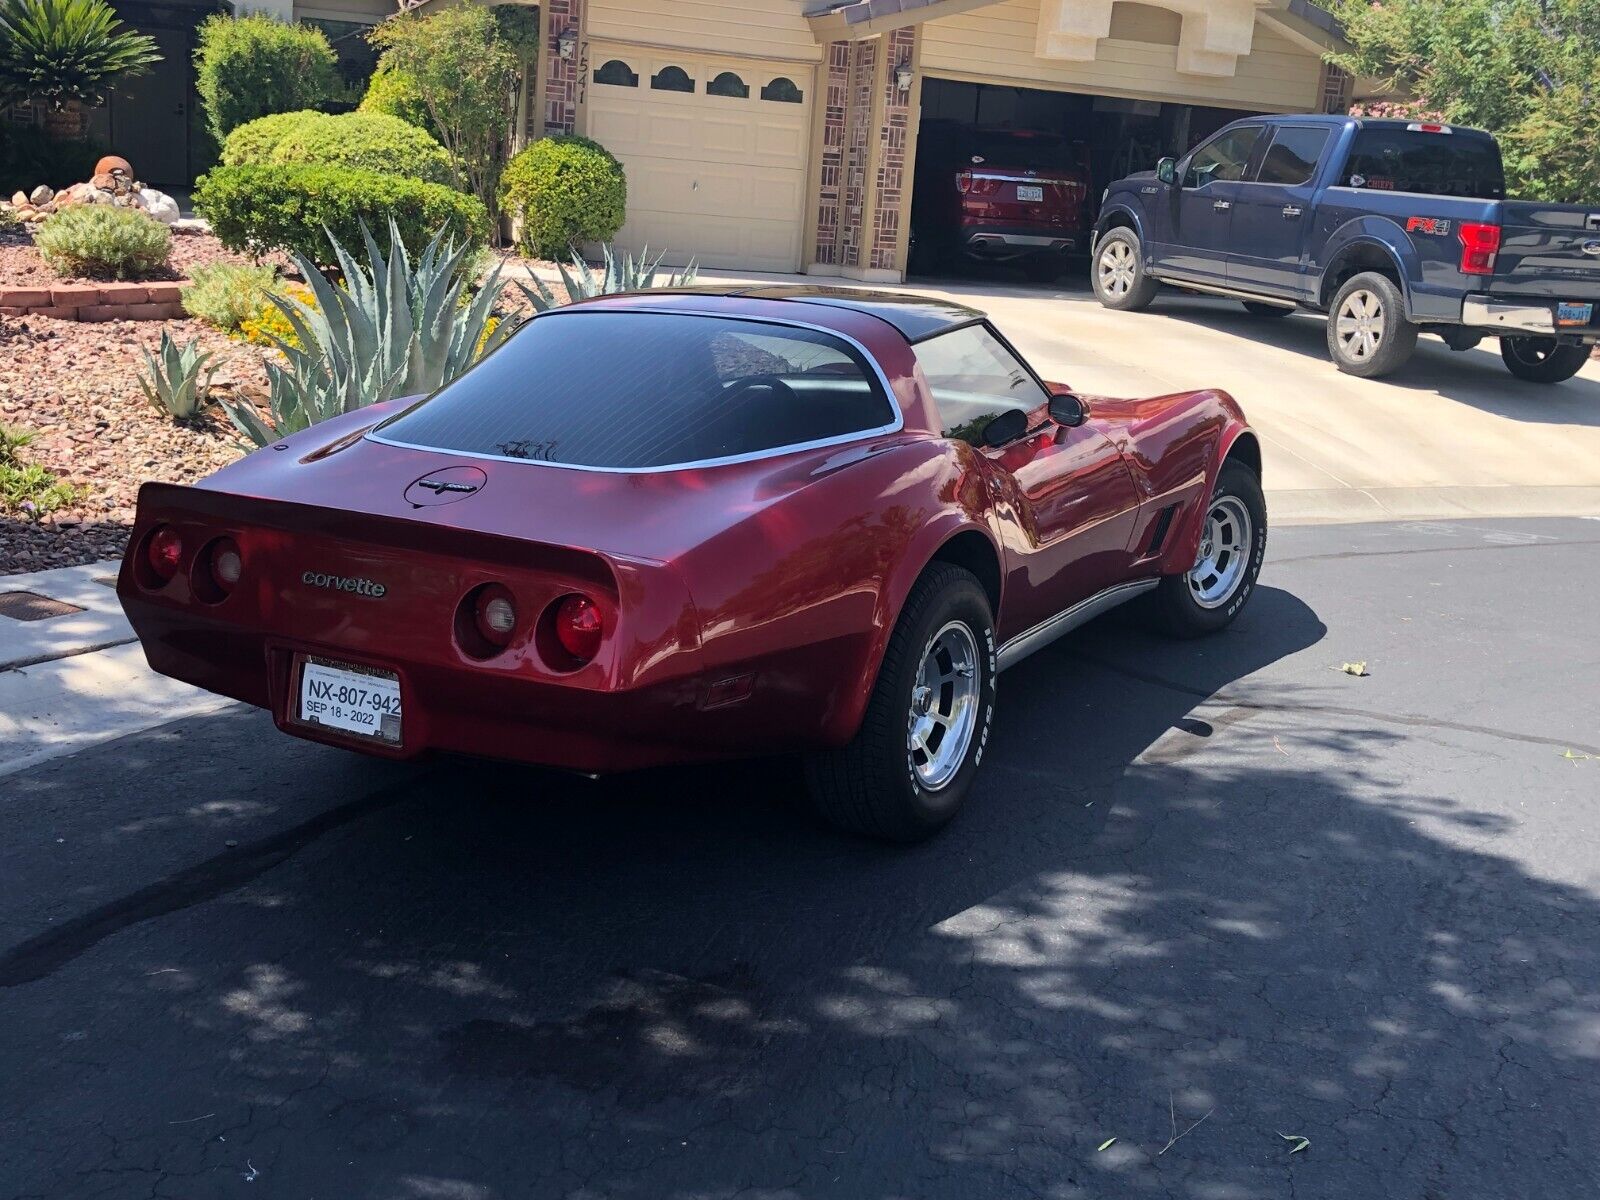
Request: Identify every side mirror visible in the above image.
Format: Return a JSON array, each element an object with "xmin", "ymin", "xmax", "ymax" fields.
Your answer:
[
  {"xmin": 981, "ymin": 408, "xmax": 1029, "ymax": 448},
  {"xmin": 1156, "ymin": 156, "xmax": 1177, "ymax": 186},
  {"xmin": 1048, "ymin": 390, "xmax": 1086, "ymax": 427}
]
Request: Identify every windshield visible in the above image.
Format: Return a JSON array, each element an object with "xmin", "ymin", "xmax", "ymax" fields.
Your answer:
[
  {"xmin": 1342, "ymin": 128, "xmax": 1505, "ymax": 199},
  {"xmin": 375, "ymin": 311, "xmax": 897, "ymax": 470}
]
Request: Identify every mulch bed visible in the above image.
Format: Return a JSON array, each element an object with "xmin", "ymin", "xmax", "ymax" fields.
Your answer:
[{"xmin": 0, "ymin": 225, "xmax": 281, "ymax": 287}]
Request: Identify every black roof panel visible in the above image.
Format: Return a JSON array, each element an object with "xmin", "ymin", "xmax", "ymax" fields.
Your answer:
[{"xmin": 578, "ymin": 283, "xmax": 983, "ymax": 341}]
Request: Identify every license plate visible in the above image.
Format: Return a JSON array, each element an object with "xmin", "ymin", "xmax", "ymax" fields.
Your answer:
[
  {"xmin": 298, "ymin": 657, "xmax": 402, "ymax": 744},
  {"xmin": 1557, "ymin": 301, "xmax": 1593, "ymax": 326},
  {"xmin": 1015, "ymin": 184, "xmax": 1044, "ymax": 203}
]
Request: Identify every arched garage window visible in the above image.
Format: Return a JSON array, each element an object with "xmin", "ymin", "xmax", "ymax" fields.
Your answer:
[
  {"xmin": 760, "ymin": 77, "xmax": 803, "ymax": 103},
  {"xmin": 650, "ymin": 65, "xmax": 694, "ymax": 93},
  {"xmin": 706, "ymin": 70, "xmax": 749, "ymax": 99},
  {"xmin": 593, "ymin": 59, "xmax": 638, "ymax": 87}
]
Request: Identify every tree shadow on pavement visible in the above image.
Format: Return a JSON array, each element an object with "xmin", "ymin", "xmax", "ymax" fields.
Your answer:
[{"xmin": 3, "ymin": 584, "xmax": 1597, "ymax": 1199}]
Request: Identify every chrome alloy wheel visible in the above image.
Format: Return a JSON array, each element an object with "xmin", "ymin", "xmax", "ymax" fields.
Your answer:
[
  {"xmin": 1097, "ymin": 239, "xmax": 1136, "ymax": 298},
  {"xmin": 1335, "ymin": 288, "xmax": 1385, "ymax": 361},
  {"xmin": 1188, "ymin": 495, "xmax": 1253, "ymax": 609},
  {"xmin": 908, "ymin": 620, "xmax": 981, "ymax": 791}
]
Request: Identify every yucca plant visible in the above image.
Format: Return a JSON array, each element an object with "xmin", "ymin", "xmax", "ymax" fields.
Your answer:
[
  {"xmin": 0, "ymin": 0, "xmax": 160, "ymax": 120},
  {"xmin": 515, "ymin": 244, "xmax": 698, "ymax": 313},
  {"xmin": 138, "ymin": 332, "xmax": 218, "ymax": 419},
  {"xmin": 222, "ymin": 219, "xmax": 513, "ymax": 449}
]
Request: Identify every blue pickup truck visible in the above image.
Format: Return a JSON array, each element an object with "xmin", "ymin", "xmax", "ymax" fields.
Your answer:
[{"xmin": 1092, "ymin": 114, "xmax": 1600, "ymax": 383}]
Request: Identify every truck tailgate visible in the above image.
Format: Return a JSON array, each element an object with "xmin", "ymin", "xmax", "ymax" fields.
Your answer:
[{"xmin": 1493, "ymin": 201, "xmax": 1600, "ymax": 300}]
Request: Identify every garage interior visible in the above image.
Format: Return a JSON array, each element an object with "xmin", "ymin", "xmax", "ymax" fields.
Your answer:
[{"xmin": 909, "ymin": 76, "xmax": 1260, "ymax": 282}]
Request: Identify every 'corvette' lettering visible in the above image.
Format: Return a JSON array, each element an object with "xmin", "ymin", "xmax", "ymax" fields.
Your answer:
[{"xmin": 301, "ymin": 570, "xmax": 387, "ymax": 598}]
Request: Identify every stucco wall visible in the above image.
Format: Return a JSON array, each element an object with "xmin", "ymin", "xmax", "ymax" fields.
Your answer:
[{"xmin": 586, "ymin": 0, "xmax": 821, "ymax": 63}]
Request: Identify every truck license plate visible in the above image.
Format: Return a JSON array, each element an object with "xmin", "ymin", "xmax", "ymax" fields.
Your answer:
[
  {"xmin": 1015, "ymin": 185, "xmax": 1044, "ymax": 202},
  {"xmin": 298, "ymin": 657, "xmax": 402, "ymax": 743},
  {"xmin": 1557, "ymin": 301, "xmax": 1593, "ymax": 326}
]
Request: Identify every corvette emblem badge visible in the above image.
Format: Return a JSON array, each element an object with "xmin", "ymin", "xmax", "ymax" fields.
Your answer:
[{"xmin": 403, "ymin": 465, "xmax": 489, "ymax": 507}]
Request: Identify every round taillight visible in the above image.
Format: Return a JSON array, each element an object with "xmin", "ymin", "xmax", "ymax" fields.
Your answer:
[
  {"xmin": 555, "ymin": 594, "xmax": 604, "ymax": 663},
  {"xmin": 473, "ymin": 584, "xmax": 517, "ymax": 648},
  {"xmin": 212, "ymin": 537, "xmax": 242, "ymax": 589},
  {"xmin": 146, "ymin": 525, "xmax": 182, "ymax": 582}
]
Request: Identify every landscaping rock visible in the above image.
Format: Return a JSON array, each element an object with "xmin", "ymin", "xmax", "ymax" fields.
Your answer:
[
  {"xmin": 139, "ymin": 189, "xmax": 180, "ymax": 225},
  {"xmin": 10, "ymin": 191, "xmax": 26, "ymax": 208},
  {"xmin": 28, "ymin": 185, "xmax": 52, "ymax": 206}
]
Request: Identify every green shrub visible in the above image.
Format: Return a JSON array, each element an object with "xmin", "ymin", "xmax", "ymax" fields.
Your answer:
[
  {"xmin": 194, "ymin": 13, "xmax": 337, "ymax": 142},
  {"xmin": 181, "ymin": 262, "xmax": 279, "ymax": 331},
  {"xmin": 358, "ymin": 61, "xmax": 437, "ymax": 139},
  {"xmin": 193, "ymin": 163, "xmax": 489, "ymax": 265},
  {"xmin": 222, "ymin": 109, "xmax": 454, "ymax": 184},
  {"xmin": 34, "ymin": 205, "xmax": 171, "ymax": 279},
  {"xmin": 0, "ymin": 206, "xmax": 16, "ymax": 231},
  {"xmin": 0, "ymin": 425, "xmax": 75, "ymax": 522},
  {"xmin": 501, "ymin": 135, "xmax": 627, "ymax": 259},
  {"xmin": 0, "ymin": 125, "xmax": 109, "ymax": 189}
]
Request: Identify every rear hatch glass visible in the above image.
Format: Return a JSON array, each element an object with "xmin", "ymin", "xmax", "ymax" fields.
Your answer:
[
  {"xmin": 375, "ymin": 311, "xmax": 897, "ymax": 470},
  {"xmin": 1340, "ymin": 127, "xmax": 1505, "ymax": 198}
]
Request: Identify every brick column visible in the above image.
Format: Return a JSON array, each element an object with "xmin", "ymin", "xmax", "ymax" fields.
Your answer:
[
  {"xmin": 541, "ymin": 0, "xmax": 585, "ymax": 136},
  {"xmin": 810, "ymin": 28, "xmax": 919, "ymax": 281}
]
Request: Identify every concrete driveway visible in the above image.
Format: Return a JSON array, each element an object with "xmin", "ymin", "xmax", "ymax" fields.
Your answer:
[{"xmin": 661, "ymin": 263, "xmax": 1600, "ymax": 525}]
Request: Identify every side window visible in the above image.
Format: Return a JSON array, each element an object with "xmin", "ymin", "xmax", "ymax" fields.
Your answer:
[
  {"xmin": 1256, "ymin": 126, "xmax": 1330, "ymax": 186},
  {"xmin": 1184, "ymin": 126, "xmax": 1262, "ymax": 188},
  {"xmin": 915, "ymin": 325, "xmax": 1048, "ymax": 444},
  {"xmin": 650, "ymin": 65, "xmax": 694, "ymax": 93}
]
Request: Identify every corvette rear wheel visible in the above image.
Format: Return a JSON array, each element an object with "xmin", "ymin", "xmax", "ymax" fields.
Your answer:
[
  {"xmin": 1500, "ymin": 337, "xmax": 1589, "ymax": 384},
  {"xmin": 805, "ymin": 564, "xmax": 996, "ymax": 842},
  {"xmin": 1152, "ymin": 459, "xmax": 1266, "ymax": 638}
]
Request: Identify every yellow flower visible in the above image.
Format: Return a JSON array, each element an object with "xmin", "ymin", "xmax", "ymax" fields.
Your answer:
[{"xmin": 238, "ymin": 284, "xmax": 318, "ymax": 350}]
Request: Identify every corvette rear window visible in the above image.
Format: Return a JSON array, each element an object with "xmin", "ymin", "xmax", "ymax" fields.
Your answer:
[{"xmin": 376, "ymin": 311, "xmax": 896, "ymax": 469}]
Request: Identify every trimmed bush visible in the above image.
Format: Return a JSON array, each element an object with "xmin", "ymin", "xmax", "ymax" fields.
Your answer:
[
  {"xmin": 195, "ymin": 13, "xmax": 337, "ymax": 142},
  {"xmin": 358, "ymin": 62, "xmax": 437, "ymax": 139},
  {"xmin": 34, "ymin": 205, "xmax": 170, "ymax": 279},
  {"xmin": 501, "ymin": 135, "xmax": 626, "ymax": 259},
  {"xmin": 181, "ymin": 262, "xmax": 279, "ymax": 331},
  {"xmin": 193, "ymin": 163, "xmax": 490, "ymax": 265},
  {"xmin": 221, "ymin": 109, "xmax": 454, "ymax": 185}
]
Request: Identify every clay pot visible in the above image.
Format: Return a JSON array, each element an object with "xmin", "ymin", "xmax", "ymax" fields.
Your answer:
[{"xmin": 94, "ymin": 155, "xmax": 133, "ymax": 179}]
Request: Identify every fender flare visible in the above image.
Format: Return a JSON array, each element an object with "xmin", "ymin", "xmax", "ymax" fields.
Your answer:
[
  {"xmin": 1319, "ymin": 220, "xmax": 1422, "ymax": 315},
  {"xmin": 1093, "ymin": 204, "xmax": 1147, "ymax": 251},
  {"xmin": 1159, "ymin": 420, "xmax": 1262, "ymax": 578}
]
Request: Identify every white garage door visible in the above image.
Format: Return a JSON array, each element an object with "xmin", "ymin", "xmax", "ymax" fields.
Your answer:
[{"xmin": 584, "ymin": 48, "xmax": 814, "ymax": 273}]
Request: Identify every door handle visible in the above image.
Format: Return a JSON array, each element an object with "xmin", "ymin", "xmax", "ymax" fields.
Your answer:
[
  {"xmin": 1282, "ymin": 205, "xmax": 1303, "ymax": 217},
  {"xmin": 1212, "ymin": 200, "xmax": 1232, "ymax": 211}
]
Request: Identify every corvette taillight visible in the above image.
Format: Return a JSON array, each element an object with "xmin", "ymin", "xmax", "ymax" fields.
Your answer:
[
  {"xmin": 473, "ymin": 584, "xmax": 518, "ymax": 649},
  {"xmin": 1458, "ymin": 221, "xmax": 1500, "ymax": 276},
  {"xmin": 211, "ymin": 537, "xmax": 242, "ymax": 590},
  {"xmin": 555, "ymin": 594, "xmax": 604, "ymax": 664},
  {"xmin": 146, "ymin": 525, "xmax": 182, "ymax": 582}
]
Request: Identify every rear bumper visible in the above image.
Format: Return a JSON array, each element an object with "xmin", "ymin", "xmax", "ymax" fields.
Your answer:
[
  {"xmin": 962, "ymin": 225, "xmax": 1082, "ymax": 259},
  {"xmin": 1461, "ymin": 295, "xmax": 1558, "ymax": 335}
]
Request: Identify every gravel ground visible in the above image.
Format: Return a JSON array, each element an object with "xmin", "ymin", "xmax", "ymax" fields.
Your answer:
[{"xmin": 0, "ymin": 226, "xmax": 281, "ymax": 287}]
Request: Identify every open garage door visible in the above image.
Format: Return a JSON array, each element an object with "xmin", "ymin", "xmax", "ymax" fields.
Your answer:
[{"xmin": 584, "ymin": 48, "xmax": 814, "ymax": 273}]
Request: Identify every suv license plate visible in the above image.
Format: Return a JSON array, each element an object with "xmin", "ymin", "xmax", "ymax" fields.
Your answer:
[
  {"xmin": 298, "ymin": 657, "xmax": 402, "ymax": 744},
  {"xmin": 1557, "ymin": 301, "xmax": 1593, "ymax": 326},
  {"xmin": 1015, "ymin": 185, "xmax": 1044, "ymax": 202}
]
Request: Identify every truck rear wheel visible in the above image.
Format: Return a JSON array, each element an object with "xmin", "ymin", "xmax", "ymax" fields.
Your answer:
[
  {"xmin": 1500, "ymin": 337, "xmax": 1590, "ymax": 384},
  {"xmin": 1092, "ymin": 228, "xmax": 1159, "ymax": 311},
  {"xmin": 1326, "ymin": 272, "xmax": 1417, "ymax": 378}
]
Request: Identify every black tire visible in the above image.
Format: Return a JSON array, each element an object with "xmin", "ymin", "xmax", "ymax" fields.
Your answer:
[
  {"xmin": 1500, "ymin": 337, "xmax": 1590, "ymax": 384},
  {"xmin": 1325, "ymin": 271, "xmax": 1418, "ymax": 378},
  {"xmin": 1241, "ymin": 300, "xmax": 1293, "ymax": 318},
  {"xmin": 1152, "ymin": 460, "xmax": 1267, "ymax": 638},
  {"xmin": 1091, "ymin": 227, "xmax": 1159, "ymax": 311},
  {"xmin": 804, "ymin": 564, "xmax": 997, "ymax": 842}
]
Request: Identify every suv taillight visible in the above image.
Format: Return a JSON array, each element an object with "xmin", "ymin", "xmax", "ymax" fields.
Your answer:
[
  {"xmin": 956, "ymin": 171, "xmax": 971, "ymax": 194},
  {"xmin": 1458, "ymin": 222, "xmax": 1500, "ymax": 276}
]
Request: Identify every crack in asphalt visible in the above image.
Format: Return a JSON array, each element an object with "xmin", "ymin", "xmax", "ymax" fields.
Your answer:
[
  {"xmin": 1267, "ymin": 536, "xmax": 1599, "ymax": 567},
  {"xmin": 0, "ymin": 771, "xmax": 427, "ymax": 988},
  {"xmin": 1070, "ymin": 653, "xmax": 1600, "ymax": 758}
]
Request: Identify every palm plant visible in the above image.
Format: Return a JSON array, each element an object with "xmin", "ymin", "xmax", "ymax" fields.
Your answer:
[
  {"xmin": 223, "ymin": 219, "xmax": 513, "ymax": 449},
  {"xmin": 515, "ymin": 244, "xmax": 699, "ymax": 313},
  {"xmin": 0, "ymin": 0, "xmax": 160, "ymax": 136}
]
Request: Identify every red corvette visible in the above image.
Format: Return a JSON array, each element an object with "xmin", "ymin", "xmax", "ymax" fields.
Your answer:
[{"xmin": 118, "ymin": 286, "xmax": 1264, "ymax": 840}]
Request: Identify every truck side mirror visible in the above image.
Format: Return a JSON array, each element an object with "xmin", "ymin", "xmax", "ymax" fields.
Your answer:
[{"xmin": 1156, "ymin": 156, "xmax": 1177, "ymax": 186}]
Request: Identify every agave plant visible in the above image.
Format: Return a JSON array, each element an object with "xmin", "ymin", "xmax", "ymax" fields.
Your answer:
[
  {"xmin": 222, "ymin": 219, "xmax": 513, "ymax": 449},
  {"xmin": 138, "ymin": 332, "xmax": 218, "ymax": 420},
  {"xmin": 0, "ymin": 0, "xmax": 160, "ymax": 111},
  {"xmin": 515, "ymin": 244, "xmax": 698, "ymax": 313}
]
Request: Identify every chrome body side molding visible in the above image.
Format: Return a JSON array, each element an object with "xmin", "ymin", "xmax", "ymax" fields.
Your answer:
[{"xmin": 996, "ymin": 578, "xmax": 1160, "ymax": 672}]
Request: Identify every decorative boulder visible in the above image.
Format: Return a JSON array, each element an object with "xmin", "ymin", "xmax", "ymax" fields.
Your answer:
[
  {"xmin": 10, "ymin": 191, "xmax": 26, "ymax": 208},
  {"xmin": 139, "ymin": 188, "xmax": 180, "ymax": 225},
  {"xmin": 28, "ymin": 184, "xmax": 53, "ymax": 206}
]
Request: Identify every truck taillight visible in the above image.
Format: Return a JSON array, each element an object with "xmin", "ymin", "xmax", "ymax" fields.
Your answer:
[{"xmin": 1458, "ymin": 221, "xmax": 1501, "ymax": 275}]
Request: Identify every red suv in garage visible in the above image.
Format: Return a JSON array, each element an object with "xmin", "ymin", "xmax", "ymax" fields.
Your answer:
[{"xmin": 911, "ymin": 125, "xmax": 1093, "ymax": 281}]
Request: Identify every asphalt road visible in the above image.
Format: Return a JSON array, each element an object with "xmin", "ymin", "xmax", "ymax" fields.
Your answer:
[{"xmin": 3, "ymin": 517, "xmax": 1599, "ymax": 1200}]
